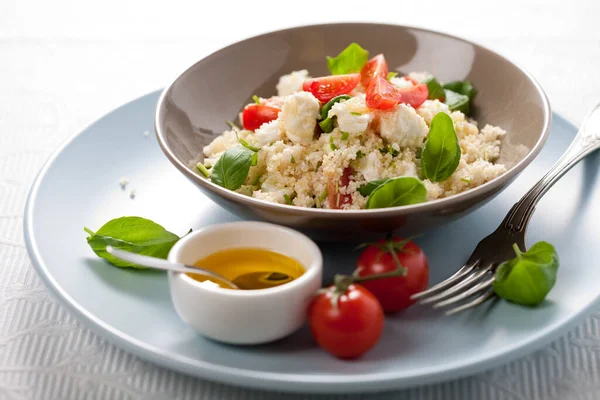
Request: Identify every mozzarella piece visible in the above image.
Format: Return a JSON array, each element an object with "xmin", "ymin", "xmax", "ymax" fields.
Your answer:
[
  {"xmin": 378, "ymin": 104, "xmax": 429, "ymax": 148},
  {"xmin": 276, "ymin": 70, "xmax": 310, "ymax": 96},
  {"xmin": 254, "ymin": 119, "xmax": 284, "ymax": 147},
  {"xmin": 328, "ymin": 94, "xmax": 374, "ymax": 135},
  {"xmin": 355, "ymin": 151, "xmax": 383, "ymax": 181},
  {"xmin": 280, "ymin": 91, "xmax": 320, "ymax": 144}
]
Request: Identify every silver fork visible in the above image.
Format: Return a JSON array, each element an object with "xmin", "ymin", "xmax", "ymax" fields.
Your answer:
[{"xmin": 412, "ymin": 103, "xmax": 600, "ymax": 315}]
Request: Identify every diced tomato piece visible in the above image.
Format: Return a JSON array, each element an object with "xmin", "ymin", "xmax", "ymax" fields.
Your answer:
[
  {"xmin": 366, "ymin": 76, "xmax": 429, "ymax": 110},
  {"xmin": 360, "ymin": 54, "xmax": 388, "ymax": 88},
  {"xmin": 242, "ymin": 104, "xmax": 280, "ymax": 131},
  {"xmin": 302, "ymin": 74, "xmax": 360, "ymax": 103},
  {"xmin": 328, "ymin": 167, "xmax": 353, "ymax": 209},
  {"xmin": 399, "ymin": 83, "xmax": 429, "ymax": 108}
]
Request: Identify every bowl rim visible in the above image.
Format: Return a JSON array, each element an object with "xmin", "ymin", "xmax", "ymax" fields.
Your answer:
[
  {"xmin": 155, "ymin": 22, "xmax": 552, "ymax": 218},
  {"xmin": 168, "ymin": 221, "xmax": 323, "ymax": 297}
]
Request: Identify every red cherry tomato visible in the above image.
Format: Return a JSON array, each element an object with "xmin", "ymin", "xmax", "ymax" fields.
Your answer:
[
  {"xmin": 356, "ymin": 238, "xmax": 429, "ymax": 313},
  {"xmin": 328, "ymin": 167, "xmax": 353, "ymax": 209},
  {"xmin": 366, "ymin": 76, "xmax": 429, "ymax": 110},
  {"xmin": 308, "ymin": 284, "xmax": 384, "ymax": 359},
  {"xmin": 242, "ymin": 104, "xmax": 280, "ymax": 131},
  {"xmin": 360, "ymin": 54, "xmax": 388, "ymax": 88},
  {"xmin": 302, "ymin": 74, "xmax": 360, "ymax": 103}
]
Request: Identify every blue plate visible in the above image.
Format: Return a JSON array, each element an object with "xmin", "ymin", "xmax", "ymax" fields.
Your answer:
[{"xmin": 24, "ymin": 91, "xmax": 600, "ymax": 394}]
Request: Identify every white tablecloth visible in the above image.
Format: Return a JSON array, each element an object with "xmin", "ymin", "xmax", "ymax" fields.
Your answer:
[{"xmin": 2, "ymin": 0, "xmax": 600, "ymax": 398}]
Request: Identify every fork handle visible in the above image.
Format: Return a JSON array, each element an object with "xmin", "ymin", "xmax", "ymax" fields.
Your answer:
[{"xmin": 503, "ymin": 103, "xmax": 600, "ymax": 233}]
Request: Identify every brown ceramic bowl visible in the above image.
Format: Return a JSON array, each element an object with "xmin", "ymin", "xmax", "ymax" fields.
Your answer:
[{"xmin": 155, "ymin": 23, "xmax": 551, "ymax": 241}]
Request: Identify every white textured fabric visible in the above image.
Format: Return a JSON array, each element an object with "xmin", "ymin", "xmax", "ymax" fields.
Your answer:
[{"xmin": 2, "ymin": 0, "xmax": 600, "ymax": 398}]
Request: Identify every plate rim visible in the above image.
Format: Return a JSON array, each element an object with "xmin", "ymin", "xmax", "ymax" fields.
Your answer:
[{"xmin": 23, "ymin": 91, "xmax": 598, "ymax": 394}]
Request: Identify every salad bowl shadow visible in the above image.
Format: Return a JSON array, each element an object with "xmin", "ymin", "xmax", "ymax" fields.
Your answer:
[{"xmin": 155, "ymin": 23, "xmax": 551, "ymax": 241}]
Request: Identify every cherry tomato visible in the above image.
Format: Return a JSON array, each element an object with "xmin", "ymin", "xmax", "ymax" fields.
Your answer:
[
  {"xmin": 360, "ymin": 54, "xmax": 388, "ymax": 88},
  {"xmin": 356, "ymin": 237, "xmax": 429, "ymax": 313},
  {"xmin": 302, "ymin": 74, "xmax": 360, "ymax": 103},
  {"xmin": 328, "ymin": 167, "xmax": 353, "ymax": 209},
  {"xmin": 308, "ymin": 284, "xmax": 384, "ymax": 359},
  {"xmin": 242, "ymin": 104, "xmax": 280, "ymax": 131},
  {"xmin": 366, "ymin": 76, "xmax": 429, "ymax": 110}
]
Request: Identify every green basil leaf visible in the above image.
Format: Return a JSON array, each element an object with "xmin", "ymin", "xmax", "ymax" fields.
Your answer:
[
  {"xmin": 358, "ymin": 178, "xmax": 390, "ymax": 196},
  {"xmin": 443, "ymin": 80, "xmax": 477, "ymax": 99},
  {"xmin": 320, "ymin": 95, "xmax": 351, "ymax": 120},
  {"xmin": 326, "ymin": 43, "xmax": 369, "ymax": 75},
  {"xmin": 84, "ymin": 217, "xmax": 181, "ymax": 268},
  {"xmin": 424, "ymin": 75, "xmax": 445, "ymax": 100},
  {"xmin": 421, "ymin": 112, "xmax": 461, "ymax": 182},
  {"xmin": 493, "ymin": 242, "xmax": 559, "ymax": 306},
  {"xmin": 365, "ymin": 177, "xmax": 427, "ymax": 209},
  {"xmin": 444, "ymin": 89, "xmax": 470, "ymax": 114},
  {"xmin": 319, "ymin": 118, "xmax": 334, "ymax": 133},
  {"xmin": 210, "ymin": 147, "xmax": 254, "ymax": 190}
]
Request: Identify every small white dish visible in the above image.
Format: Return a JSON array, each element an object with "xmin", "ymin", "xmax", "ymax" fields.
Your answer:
[{"xmin": 167, "ymin": 221, "xmax": 323, "ymax": 345}]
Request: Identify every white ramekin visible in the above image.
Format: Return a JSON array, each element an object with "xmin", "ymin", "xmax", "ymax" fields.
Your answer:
[{"xmin": 168, "ymin": 221, "xmax": 323, "ymax": 344}]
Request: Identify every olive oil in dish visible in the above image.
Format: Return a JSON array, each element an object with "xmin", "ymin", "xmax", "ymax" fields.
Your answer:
[{"xmin": 188, "ymin": 248, "xmax": 305, "ymax": 290}]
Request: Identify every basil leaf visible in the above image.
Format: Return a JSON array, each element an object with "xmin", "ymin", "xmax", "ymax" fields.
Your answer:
[
  {"xmin": 320, "ymin": 95, "xmax": 352, "ymax": 120},
  {"xmin": 365, "ymin": 177, "xmax": 427, "ymax": 209},
  {"xmin": 444, "ymin": 90, "xmax": 470, "ymax": 114},
  {"xmin": 211, "ymin": 147, "xmax": 254, "ymax": 190},
  {"xmin": 493, "ymin": 242, "xmax": 559, "ymax": 306},
  {"xmin": 326, "ymin": 43, "xmax": 369, "ymax": 75},
  {"xmin": 443, "ymin": 80, "xmax": 477, "ymax": 99},
  {"xmin": 424, "ymin": 75, "xmax": 445, "ymax": 100},
  {"xmin": 358, "ymin": 178, "xmax": 390, "ymax": 196},
  {"xmin": 84, "ymin": 217, "xmax": 181, "ymax": 268},
  {"xmin": 421, "ymin": 112, "xmax": 461, "ymax": 182},
  {"xmin": 319, "ymin": 118, "xmax": 334, "ymax": 133}
]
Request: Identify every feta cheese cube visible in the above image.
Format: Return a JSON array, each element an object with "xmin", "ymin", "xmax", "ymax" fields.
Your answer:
[
  {"xmin": 377, "ymin": 104, "xmax": 429, "ymax": 148},
  {"xmin": 280, "ymin": 91, "xmax": 320, "ymax": 144},
  {"xmin": 276, "ymin": 70, "xmax": 310, "ymax": 96}
]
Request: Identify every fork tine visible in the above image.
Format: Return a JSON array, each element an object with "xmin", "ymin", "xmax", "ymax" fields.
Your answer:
[
  {"xmin": 432, "ymin": 276, "xmax": 496, "ymax": 309},
  {"xmin": 419, "ymin": 265, "xmax": 493, "ymax": 305},
  {"xmin": 444, "ymin": 291, "xmax": 496, "ymax": 316},
  {"xmin": 410, "ymin": 261, "xmax": 478, "ymax": 300}
]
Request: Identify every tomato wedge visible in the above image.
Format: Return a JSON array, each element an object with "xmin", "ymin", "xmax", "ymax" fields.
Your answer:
[
  {"xmin": 328, "ymin": 167, "xmax": 353, "ymax": 209},
  {"xmin": 366, "ymin": 76, "xmax": 429, "ymax": 110},
  {"xmin": 360, "ymin": 54, "xmax": 388, "ymax": 88},
  {"xmin": 302, "ymin": 74, "xmax": 360, "ymax": 103},
  {"xmin": 242, "ymin": 104, "xmax": 280, "ymax": 131}
]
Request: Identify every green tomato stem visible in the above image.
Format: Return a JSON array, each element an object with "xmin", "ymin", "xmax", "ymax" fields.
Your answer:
[
  {"xmin": 512, "ymin": 243, "xmax": 523, "ymax": 258},
  {"xmin": 83, "ymin": 227, "xmax": 95, "ymax": 237}
]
